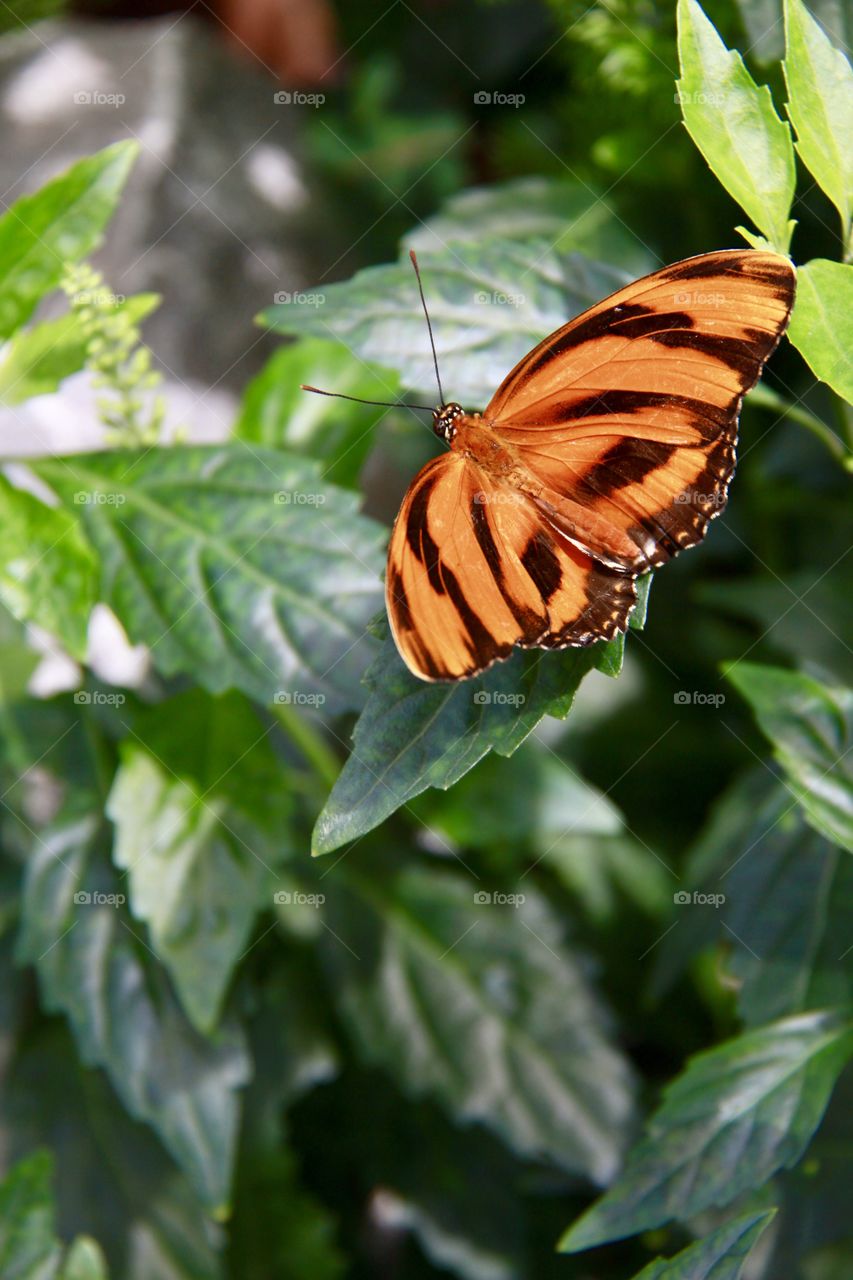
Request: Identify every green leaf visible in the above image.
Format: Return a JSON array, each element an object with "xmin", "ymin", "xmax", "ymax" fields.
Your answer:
[
  {"xmin": 653, "ymin": 772, "xmax": 853, "ymax": 1023},
  {"xmin": 260, "ymin": 239, "xmax": 627, "ymax": 405},
  {"xmin": 234, "ymin": 338, "xmax": 400, "ymax": 489},
  {"xmin": 0, "ymin": 141, "xmax": 137, "ymax": 341},
  {"xmin": 724, "ymin": 793, "xmax": 853, "ymax": 1024},
  {"xmin": 404, "ymin": 177, "xmax": 653, "ymax": 273},
  {"xmin": 629, "ymin": 1210, "xmax": 776, "ymax": 1280},
  {"xmin": 784, "ymin": 0, "xmax": 853, "ymax": 237},
  {"xmin": 787, "ymin": 260, "xmax": 853, "ymax": 404},
  {"xmin": 35, "ymin": 445, "xmax": 386, "ymax": 714},
  {"xmin": 676, "ymin": 0, "xmax": 796, "ymax": 251},
  {"xmin": 559, "ymin": 1010, "xmax": 853, "ymax": 1251},
  {"xmin": 3, "ymin": 1017, "xmax": 223, "ymax": 1280},
  {"xmin": 15, "ymin": 802, "xmax": 250, "ymax": 1212},
  {"xmin": 0, "ymin": 474, "xmax": 96, "ymax": 660},
  {"xmin": 0, "ymin": 1151, "xmax": 62, "ymax": 1280},
  {"xmin": 0, "ymin": 294, "xmax": 159, "ymax": 407},
  {"xmin": 61, "ymin": 1239, "xmax": 109, "ymax": 1280},
  {"xmin": 312, "ymin": 633, "xmax": 604, "ymax": 854},
  {"xmin": 726, "ymin": 663, "xmax": 853, "ymax": 852},
  {"xmin": 107, "ymin": 690, "xmax": 294, "ymax": 1034},
  {"xmin": 322, "ymin": 868, "xmax": 636, "ymax": 1183}
]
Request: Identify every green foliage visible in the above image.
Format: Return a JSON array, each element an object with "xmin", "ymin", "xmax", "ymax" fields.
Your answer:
[
  {"xmin": 676, "ymin": 0, "xmax": 796, "ymax": 252},
  {"xmin": 0, "ymin": 143, "xmax": 136, "ymax": 342},
  {"xmin": 0, "ymin": 1151, "xmax": 109, "ymax": 1279},
  {"xmin": 628, "ymin": 1210, "xmax": 775, "ymax": 1280},
  {"xmin": 560, "ymin": 1011, "xmax": 853, "ymax": 1250},
  {"xmin": 0, "ymin": 6, "xmax": 851, "ymax": 1279},
  {"xmin": 726, "ymin": 664, "xmax": 853, "ymax": 852}
]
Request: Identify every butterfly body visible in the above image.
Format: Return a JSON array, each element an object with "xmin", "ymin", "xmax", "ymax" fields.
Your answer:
[{"xmin": 384, "ymin": 249, "xmax": 796, "ymax": 682}]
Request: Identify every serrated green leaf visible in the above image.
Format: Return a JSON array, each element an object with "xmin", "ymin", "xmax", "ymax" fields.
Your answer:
[
  {"xmin": 784, "ymin": 0, "xmax": 853, "ymax": 237},
  {"xmin": 787, "ymin": 259, "xmax": 853, "ymax": 404},
  {"xmin": 676, "ymin": 0, "xmax": 796, "ymax": 251},
  {"xmin": 404, "ymin": 177, "xmax": 653, "ymax": 274},
  {"xmin": 559, "ymin": 1011, "xmax": 853, "ymax": 1251},
  {"xmin": 312, "ymin": 634, "xmax": 602, "ymax": 854},
  {"xmin": 3, "ymin": 1016, "xmax": 223, "ymax": 1280},
  {"xmin": 107, "ymin": 690, "xmax": 294, "ymax": 1034},
  {"xmin": 15, "ymin": 803, "xmax": 250, "ymax": 1211},
  {"xmin": 629, "ymin": 1210, "xmax": 775, "ymax": 1280},
  {"xmin": 0, "ymin": 294, "xmax": 159, "ymax": 407},
  {"xmin": 35, "ymin": 445, "xmax": 386, "ymax": 713},
  {"xmin": 261, "ymin": 239, "xmax": 627, "ymax": 406},
  {"xmin": 651, "ymin": 772, "xmax": 853, "ymax": 1021},
  {"xmin": 0, "ymin": 141, "xmax": 137, "ymax": 341},
  {"xmin": 234, "ymin": 338, "xmax": 400, "ymax": 489},
  {"xmin": 321, "ymin": 868, "xmax": 636, "ymax": 1182},
  {"xmin": 726, "ymin": 663, "xmax": 853, "ymax": 852},
  {"xmin": 0, "ymin": 474, "xmax": 96, "ymax": 660}
]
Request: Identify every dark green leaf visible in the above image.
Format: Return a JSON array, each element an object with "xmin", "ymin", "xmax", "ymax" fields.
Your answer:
[
  {"xmin": 726, "ymin": 663, "xmax": 853, "ymax": 852},
  {"xmin": 321, "ymin": 868, "xmax": 636, "ymax": 1183},
  {"xmin": 404, "ymin": 177, "xmax": 653, "ymax": 273},
  {"xmin": 676, "ymin": 0, "xmax": 796, "ymax": 251},
  {"xmin": 629, "ymin": 1210, "xmax": 775, "ymax": 1280},
  {"xmin": 312, "ymin": 634, "xmax": 603, "ymax": 854},
  {"xmin": 35, "ymin": 445, "xmax": 386, "ymax": 714},
  {"xmin": 234, "ymin": 338, "xmax": 400, "ymax": 489},
  {"xmin": 559, "ymin": 1011, "xmax": 853, "ymax": 1251},
  {"xmin": 651, "ymin": 771, "xmax": 853, "ymax": 1022},
  {"xmin": 15, "ymin": 802, "xmax": 250, "ymax": 1212},
  {"xmin": 107, "ymin": 690, "xmax": 294, "ymax": 1033},
  {"xmin": 0, "ymin": 142, "xmax": 137, "ymax": 341},
  {"xmin": 261, "ymin": 240, "xmax": 627, "ymax": 405}
]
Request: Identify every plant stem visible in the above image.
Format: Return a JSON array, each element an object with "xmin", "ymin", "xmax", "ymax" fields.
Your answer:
[
  {"xmin": 273, "ymin": 703, "xmax": 340, "ymax": 789},
  {"xmin": 747, "ymin": 384, "xmax": 849, "ymax": 463}
]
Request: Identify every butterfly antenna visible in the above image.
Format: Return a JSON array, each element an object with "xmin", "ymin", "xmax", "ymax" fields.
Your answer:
[
  {"xmin": 409, "ymin": 249, "xmax": 445, "ymax": 405},
  {"xmin": 300, "ymin": 385, "xmax": 434, "ymax": 412}
]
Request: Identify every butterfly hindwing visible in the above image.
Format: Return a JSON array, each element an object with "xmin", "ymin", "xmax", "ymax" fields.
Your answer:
[
  {"xmin": 386, "ymin": 453, "xmax": 636, "ymax": 681},
  {"xmin": 486, "ymin": 250, "xmax": 796, "ymax": 572}
]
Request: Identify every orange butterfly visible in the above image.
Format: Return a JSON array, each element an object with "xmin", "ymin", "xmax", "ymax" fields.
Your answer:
[{"xmin": 305, "ymin": 249, "xmax": 795, "ymax": 681}]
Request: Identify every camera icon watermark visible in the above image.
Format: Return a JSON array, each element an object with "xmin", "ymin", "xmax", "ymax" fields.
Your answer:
[
  {"xmin": 473, "ymin": 691, "xmax": 526, "ymax": 706},
  {"xmin": 673, "ymin": 890, "xmax": 725, "ymax": 908},
  {"xmin": 73, "ymin": 89, "xmax": 126, "ymax": 108},
  {"xmin": 273, "ymin": 690, "xmax": 326, "ymax": 707},
  {"xmin": 74, "ymin": 690, "xmax": 127, "ymax": 707},
  {"xmin": 674, "ymin": 90, "xmax": 727, "ymax": 107},
  {"xmin": 673, "ymin": 290, "xmax": 726, "ymax": 308},
  {"xmin": 273, "ymin": 290, "xmax": 325, "ymax": 307},
  {"xmin": 473, "ymin": 890, "xmax": 526, "ymax": 907},
  {"xmin": 673, "ymin": 690, "xmax": 725, "ymax": 708},
  {"xmin": 73, "ymin": 890, "xmax": 126, "ymax": 906},
  {"xmin": 473, "ymin": 90, "xmax": 525, "ymax": 108},
  {"xmin": 274, "ymin": 890, "xmax": 325, "ymax": 906},
  {"xmin": 73, "ymin": 491, "xmax": 126, "ymax": 506},
  {"xmin": 674, "ymin": 489, "xmax": 727, "ymax": 507},
  {"xmin": 273, "ymin": 490, "xmax": 326, "ymax": 505},
  {"xmin": 474, "ymin": 290, "xmax": 525, "ymax": 307},
  {"xmin": 273, "ymin": 90, "xmax": 325, "ymax": 107}
]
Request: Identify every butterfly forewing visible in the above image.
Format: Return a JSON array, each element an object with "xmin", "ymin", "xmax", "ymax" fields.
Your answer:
[
  {"xmin": 385, "ymin": 249, "xmax": 795, "ymax": 681},
  {"xmin": 486, "ymin": 250, "xmax": 796, "ymax": 572}
]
